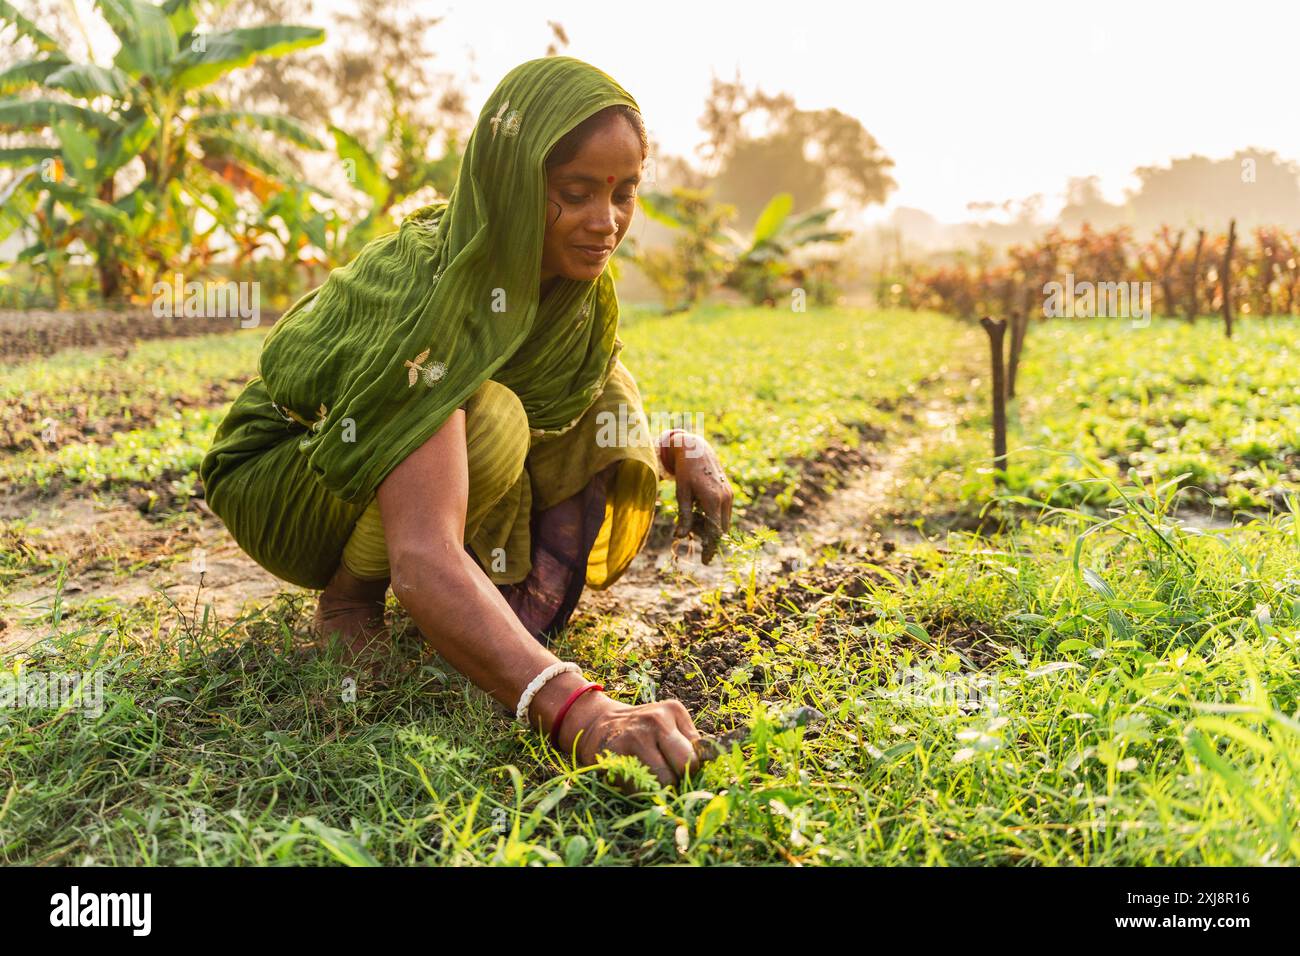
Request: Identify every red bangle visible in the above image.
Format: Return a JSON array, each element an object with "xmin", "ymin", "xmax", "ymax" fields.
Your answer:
[{"xmin": 549, "ymin": 682, "xmax": 603, "ymax": 750}]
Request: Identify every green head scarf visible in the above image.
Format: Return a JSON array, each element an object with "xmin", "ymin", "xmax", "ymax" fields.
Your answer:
[{"xmin": 256, "ymin": 56, "xmax": 640, "ymax": 504}]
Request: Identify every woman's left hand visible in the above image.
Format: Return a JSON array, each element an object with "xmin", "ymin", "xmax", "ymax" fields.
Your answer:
[{"xmin": 659, "ymin": 431, "xmax": 733, "ymax": 546}]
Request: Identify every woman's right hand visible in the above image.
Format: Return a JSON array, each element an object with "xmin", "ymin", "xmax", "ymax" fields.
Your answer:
[
  {"xmin": 377, "ymin": 413, "xmax": 705, "ymax": 793},
  {"xmin": 564, "ymin": 693, "xmax": 702, "ymax": 790}
]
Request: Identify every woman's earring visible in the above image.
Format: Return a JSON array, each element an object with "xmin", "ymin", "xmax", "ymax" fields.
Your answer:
[{"xmin": 548, "ymin": 200, "xmax": 563, "ymax": 227}]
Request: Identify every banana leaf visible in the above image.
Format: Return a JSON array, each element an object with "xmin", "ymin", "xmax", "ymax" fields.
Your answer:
[
  {"xmin": 0, "ymin": 166, "xmax": 40, "ymax": 242},
  {"xmin": 0, "ymin": 98, "xmax": 122, "ymax": 133},
  {"xmin": 199, "ymin": 128, "xmax": 297, "ymax": 176},
  {"xmin": 54, "ymin": 119, "xmax": 100, "ymax": 184},
  {"xmin": 45, "ymin": 181, "xmax": 132, "ymax": 228},
  {"xmin": 330, "ymin": 125, "xmax": 388, "ymax": 206},
  {"xmin": 98, "ymin": 0, "xmax": 178, "ymax": 79},
  {"xmin": 98, "ymin": 114, "xmax": 157, "ymax": 178},
  {"xmin": 0, "ymin": 55, "xmax": 71, "ymax": 94},
  {"xmin": 194, "ymin": 110, "xmax": 325, "ymax": 151},
  {"xmin": 169, "ymin": 25, "xmax": 324, "ymax": 90},
  {"xmin": 752, "ymin": 192, "xmax": 793, "ymax": 244},
  {"xmin": 637, "ymin": 190, "xmax": 685, "ymax": 229},
  {"xmin": 162, "ymin": 0, "xmax": 201, "ymax": 37},
  {"xmin": 0, "ymin": 0, "xmax": 63, "ymax": 54},
  {"xmin": 45, "ymin": 62, "xmax": 134, "ymax": 99},
  {"xmin": 0, "ymin": 146, "xmax": 58, "ymax": 166}
]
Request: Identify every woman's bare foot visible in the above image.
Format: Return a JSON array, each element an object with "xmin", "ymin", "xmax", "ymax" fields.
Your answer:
[{"xmin": 313, "ymin": 563, "xmax": 391, "ymax": 666}]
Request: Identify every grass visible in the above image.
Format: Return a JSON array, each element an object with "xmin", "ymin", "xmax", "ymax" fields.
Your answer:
[
  {"xmin": 0, "ymin": 307, "xmax": 968, "ymax": 515},
  {"xmin": 1009, "ymin": 318, "xmax": 1299, "ymax": 509},
  {"xmin": 899, "ymin": 317, "xmax": 1300, "ymax": 519},
  {"xmin": 6, "ymin": 491, "xmax": 1296, "ymax": 864},
  {"xmin": 621, "ymin": 305, "xmax": 974, "ymax": 514},
  {"xmin": 0, "ymin": 329, "xmax": 263, "ymax": 450},
  {"xmin": 1, "ymin": 407, "xmax": 223, "ymax": 492},
  {"xmin": 2, "ymin": 308, "xmax": 1298, "ymax": 865}
]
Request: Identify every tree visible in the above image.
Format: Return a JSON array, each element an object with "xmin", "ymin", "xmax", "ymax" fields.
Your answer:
[
  {"xmin": 634, "ymin": 188, "xmax": 850, "ymax": 309},
  {"xmin": 1064, "ymin": 151, "xmax": 1300, "ymax": 234},
  {"xmin": 0, "ymin": 0, "xmax": 324, "ymax": 300},
  {"xmin": 698, "ymin": 75, "xmax": 895, "ymax": 229},
  {"xmin": 722, "ymin": 193, "xmax": 850, "ymax": 306},
  {"xmin": 218, "ymin": 0, "xmax": 469, "ymax": 229},
  {"xmin": 1129, "ymin": 151, "xmax": 1300, "ymax": 233},
  {"xmin": 1060, "ymin": 176, "xmax": 1124, "ymax": 230},
  {"xmin": 631, "ymin": 187, "xmax": 735, "ymax": 311}
]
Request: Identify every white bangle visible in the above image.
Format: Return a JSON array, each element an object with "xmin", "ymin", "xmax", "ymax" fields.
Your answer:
[{"xmin": 515, "ymin": 662, "xmax": 581, "ymax": 726}]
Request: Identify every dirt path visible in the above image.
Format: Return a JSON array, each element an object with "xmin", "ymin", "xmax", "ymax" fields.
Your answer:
[
  {"xmin": 579, "ymin": 400, "xmax": 959, "ymax": 648},
  {"xmin": 0, "ymin": 497, "xmax": 301, "ymax": 654}
]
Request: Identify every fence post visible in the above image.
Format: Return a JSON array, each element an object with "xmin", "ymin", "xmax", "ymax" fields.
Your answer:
[
  {"xmin": 1161, "ymin": 228, "xmax": 1184, "ymax": 318},
  {"xmin": 1186, "ymin": 228, "xmax": 1206, "ymax": 322},
  {"xmin": 979, "ymin": 316, "xmax": 1008, "ymax": 484},
  {"xmin": 1222, "ymin": 219, "xmax": 1237, "ymax": 339},
  {"xmin": 1007, "ymin": 310, "xmax": 1028, "ymax": 399}
]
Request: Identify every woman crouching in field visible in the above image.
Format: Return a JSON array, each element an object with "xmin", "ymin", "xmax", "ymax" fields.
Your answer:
[{"xmin": 198, "ymin": 57, "xmax": 734, "ymax": 787}]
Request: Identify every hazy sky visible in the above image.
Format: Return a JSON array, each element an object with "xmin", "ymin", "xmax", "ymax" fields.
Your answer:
[
  {"xmin": 73, "ymin": 0, "xmax": 1300, "ymax": 223},
  {"xmin": 424, "ymin": 0, "xmax": 1300, "ymax": 222}
]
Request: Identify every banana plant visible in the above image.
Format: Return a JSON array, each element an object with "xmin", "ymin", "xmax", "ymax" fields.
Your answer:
[
  {"xmin": 254, "ymin": 183, "xmax": 337, "ymax": 292},
  {"xmin": 0, "ymin": 0, "xmax": 325, "ymax": 301},
  {"xmin": 636, "ymin": 188, "xmax": 849, "ymax": 308},
  {"xmin": 328, "ymin": 124, "xmax": 390, "ymax": 251},
  {"xmin": 634, "ymin": 186, "xmax": 737, "ymax": 310},
  {"xmin": 720, "ymin": 192, "xmax": 850, "ymax": 306},
  {"xmin": 328, "ymin": 76, "xmax": 463, "ymax": 258}
]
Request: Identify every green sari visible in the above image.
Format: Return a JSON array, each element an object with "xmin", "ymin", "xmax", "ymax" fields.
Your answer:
[{"xmin": 199, "ymin": 57, "xmax": 660, "ymax": 590}]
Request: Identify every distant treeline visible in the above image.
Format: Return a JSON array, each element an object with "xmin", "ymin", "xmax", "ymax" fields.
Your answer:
[{"xmin": 894, "ymin": 223, "xmax": 1300, "ymax": 322}]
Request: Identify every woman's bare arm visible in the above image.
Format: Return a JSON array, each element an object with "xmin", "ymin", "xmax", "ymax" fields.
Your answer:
[{"xmin": 377, "ymin": 408, "xmax": 701, "ymax": 785}]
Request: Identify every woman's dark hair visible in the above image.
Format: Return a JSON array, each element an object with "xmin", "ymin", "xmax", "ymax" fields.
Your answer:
[{"xmin": 545, "ymin": 105, "xmax": 648, "ymax": 168}]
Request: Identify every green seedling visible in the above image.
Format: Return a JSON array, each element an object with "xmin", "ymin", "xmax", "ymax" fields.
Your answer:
[{"xmin": 692, "ymin": 705, "xmax": 825, "ymax": 765}]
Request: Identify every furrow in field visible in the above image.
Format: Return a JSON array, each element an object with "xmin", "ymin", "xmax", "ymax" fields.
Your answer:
[
  {"xmin": 0, "ymin": 308, "xmax": 282, "ymax": 365},
  {"xmin": 582, "ymin": 385, "xmax": 972, "ymax": 653},
  {"xmin": 0, "ymin": 328, "xmax": 264, "ymax": 474}
]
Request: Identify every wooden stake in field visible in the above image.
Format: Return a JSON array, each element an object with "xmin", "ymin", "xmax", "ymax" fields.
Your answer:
[
  {"xmin": 1007, "ymin": 310, "xmax": 1029, "ymax": 399},
  {"xmin": 1159, "ymin": 228, "xmax": 1184, "ymax": 318},
  {"xmin": 979, "ymin": 316, "xmax": 1008, "ymax": 483},
  {"xmin": 1222, "ymin": 218, "xmax": 1237, "ymax": 339},
  {"xmin": 1186, "ymin": 227, "xmax": 1206, "ymax": 322}
]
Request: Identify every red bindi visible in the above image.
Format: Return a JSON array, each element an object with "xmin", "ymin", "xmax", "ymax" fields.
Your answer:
[{"xmin": 606, "ymin": 176, "xmax": 615, "ymax": 184}]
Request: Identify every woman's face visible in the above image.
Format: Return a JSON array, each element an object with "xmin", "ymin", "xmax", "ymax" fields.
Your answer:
[{"xmin": 540, "ymin": 114, "xmax": 643, "ymax": 283}]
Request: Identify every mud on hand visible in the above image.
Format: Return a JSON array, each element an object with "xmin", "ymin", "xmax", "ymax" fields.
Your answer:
[{"xmin": 679, "ymin": 503, "xmax": 724, "ymax": 565}]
